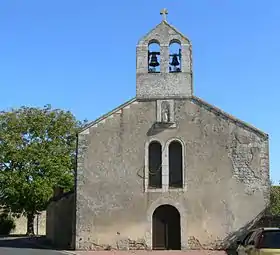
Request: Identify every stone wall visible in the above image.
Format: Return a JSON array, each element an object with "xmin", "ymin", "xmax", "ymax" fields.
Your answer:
[
  {"xmin": 0, "ymin": 208, "xmax": 46, "ymax": 236},
  {"xmin": 136, "ymin": 21, "xmax": 193, "ymax": 99},
  {"xmin": 75, "ymin": 97, "xmax": 269, "ymax": 250},
  {"xmin": 46, "ymin": 191, "xmax": 74, "ymax": 249},
  {"xmin": 11, "ymin": 211, "xmax": 46, "ymax": 235}
]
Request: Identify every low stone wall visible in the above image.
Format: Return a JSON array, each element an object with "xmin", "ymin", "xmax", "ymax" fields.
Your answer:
[
  {"xmin": 11, "ymin": 211, "xmax": 46, "ymax": 235},
  {"xmin": 0, "ymin": 208, "xmax": 46, "ymax": 236},
  {"xmin": 46, "ymin": 191, "xmax": 74, "ymax": 249}
]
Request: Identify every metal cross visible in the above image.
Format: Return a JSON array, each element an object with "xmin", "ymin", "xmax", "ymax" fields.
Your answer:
[{"xmin": 160, "ymin": 8, "xmax": 168, "ymax": 21}]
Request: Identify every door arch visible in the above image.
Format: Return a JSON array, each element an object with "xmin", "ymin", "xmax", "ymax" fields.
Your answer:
[{"xmin": 152, "ymin": 204, "xmax": 181, "ymax": 250}]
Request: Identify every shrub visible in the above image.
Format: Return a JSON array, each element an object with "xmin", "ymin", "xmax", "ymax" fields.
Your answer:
[{"xmin": 0, "ymin": 213, "xmax": 16, "ymax": 235}]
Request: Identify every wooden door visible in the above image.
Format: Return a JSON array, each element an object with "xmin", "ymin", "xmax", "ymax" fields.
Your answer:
[{"xmin": 152, "ymin": 204, "xmax": 181, "ymax": 250}]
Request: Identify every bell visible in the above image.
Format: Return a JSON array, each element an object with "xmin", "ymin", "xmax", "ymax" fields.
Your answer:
[
  {"xmin": 149, "ymin": 53, "xmax": 159, "ymax": 67},
  {"xmin": 170, "ymin": 55, "xmax": 180, "ymax": 66}
]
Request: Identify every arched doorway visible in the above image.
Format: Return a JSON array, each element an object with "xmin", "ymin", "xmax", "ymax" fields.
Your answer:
[{"xmin": 152, "ymin": 204, "xmax": 181, "ymax": 250}]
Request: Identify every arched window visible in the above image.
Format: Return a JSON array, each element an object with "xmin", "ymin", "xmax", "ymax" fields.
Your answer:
[
  {"xmin": 169, "ymin": 141, "xmax": 183, "ymax": 188},
  {"xmin": 148, "ymin": 41, "xmax": 160, "ymax": 73},
  {"xmin": 169, "ymin": 41, "xmax": 181, "ymax": 73},
  {"xmin": 148, "ymin": 141, "xmax": 162, "ymax": 188}
]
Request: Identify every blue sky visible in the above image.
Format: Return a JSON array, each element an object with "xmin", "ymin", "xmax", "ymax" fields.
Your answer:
[{"xmin": 0, "ymin": 1, "xmax": 279, "ymax": 182}]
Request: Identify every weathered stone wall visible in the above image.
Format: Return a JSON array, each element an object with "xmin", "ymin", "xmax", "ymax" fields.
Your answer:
[
  {"xmin": 75, "ymin": 97, "xmax": 269, "ymax": 250},
  {"xmin": 136, "ymin": 21, "xmax": 193, "ymax": 99},
  {"xmin": 46, "ymin": 192, "xmax": 74, "ymax": 249}
]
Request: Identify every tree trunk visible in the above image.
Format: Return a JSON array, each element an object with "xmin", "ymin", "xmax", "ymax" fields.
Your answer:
[{"xmin": 26, "ymin": 213, "xmax": 35, "ymax": 236}]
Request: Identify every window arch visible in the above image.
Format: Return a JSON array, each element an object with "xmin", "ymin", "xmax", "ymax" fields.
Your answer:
[
  {"xmin": 168, "ymin": 140, "xmax": 183, "ymax": 188},
  {"xmin": 148, "ymin": 41, "xmax": 160, "ymax": 73},
  {"xmin": 169, "ymin": 40, "xmax": 181, "ymax": 73},
  {"xmin": 148, "ymin": 141, "xmax": 162, "ymax": 188}
]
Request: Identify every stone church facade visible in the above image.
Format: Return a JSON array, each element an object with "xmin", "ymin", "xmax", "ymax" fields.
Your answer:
[{"xmin": 75, "ymin": 11, "xmax": 270, "ymax": 251}]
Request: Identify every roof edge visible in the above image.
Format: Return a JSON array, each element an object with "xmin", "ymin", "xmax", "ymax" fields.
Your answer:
[
  {"xmin": 137, "ymin": 22, "xmax": 163, "ymax": 45},
  {"xmin": 163, "ymin": 20, "xmax": 190, "ymax": 43},
  {"xmin": 78, "ymin": 95, "xmax": 268, "ymax": 139},
  {"xmin": 79, "ymin": 97, "xmax": 136, "ymax": 134},
  {"xmin": 137, "ymin": 20, "xmax": 190, "ymax": 45},
  {"xmin": 191, "ymin": 96, "xmax": 269, "ymax": 139}
]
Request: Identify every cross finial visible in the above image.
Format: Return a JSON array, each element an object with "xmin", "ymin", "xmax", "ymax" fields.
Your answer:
[{"xmin": 160, "ymin": 8, "xmax": 168, "ymax": 21}]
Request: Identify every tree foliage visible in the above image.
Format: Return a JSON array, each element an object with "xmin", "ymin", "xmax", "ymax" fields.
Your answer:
[
  {"xmin": 270, "ymin": 185, "xmax": 280, "ymax": 215},
  {"xmin": 0, "ymin": 213, "xmax": 16, "ymax": 235},
  {"xmin": 0, "ymin": 105, "xmax": 84, "ymax": 234}
]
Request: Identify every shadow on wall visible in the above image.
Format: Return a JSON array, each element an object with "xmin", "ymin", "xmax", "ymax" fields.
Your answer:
[
  {"xmin": 12, "ymin": 212, "xmax": 46, "ymax": 236},
  {"xmin": 0, "ymin": 210, "xmax": 46, "ymax": 236},
  {"xmin": 147, "ymin": 122, "xmax": 174, "ymax": 136},
  {"xmin": 0, "ymin": 213, "xmax": 16, "ymax": 235},
  {"xmin": 46, "ymin": 190, "xmax": 74, "ymax": 250},
  {"xmin": 221, "ymin": 207, "xmax": 280, "ymax": 255}
]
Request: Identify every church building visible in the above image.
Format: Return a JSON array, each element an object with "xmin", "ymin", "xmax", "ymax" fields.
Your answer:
[{"xmin": 75, "ymin": 10, "xmax": 270, "ymax": 250}]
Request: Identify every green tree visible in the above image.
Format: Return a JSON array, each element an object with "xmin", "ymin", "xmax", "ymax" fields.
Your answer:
[
  {"xmin": 0, "ymin": 105, "xmax": 84, "ymax": 235},
  {"xmin": 270, "ymin": 185, "xmax": 280, "ymax": 215}
]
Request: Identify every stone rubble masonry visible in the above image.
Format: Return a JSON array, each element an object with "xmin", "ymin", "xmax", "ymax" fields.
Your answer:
[
  {"xmin": 136, "ymin": 21, "xmax": 193, "ymax": 99},
  {"xmin": 73, "ymin": 16, "xmax": 269, "ymax": 251},
  {"xmin": 75, "ymin": 96, "xmax": 269, "ymax": 250},
  {"xmin": 73, "ymin": 251, "xmax": 228, "ymax": 255}
]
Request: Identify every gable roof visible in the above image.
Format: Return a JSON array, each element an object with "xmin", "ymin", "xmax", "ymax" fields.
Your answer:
[
  {"xmin": 79, "ymin": 96, "xmax": 268, "ymax": 139},
  {"xmin": 137, "ymin": 20, "xmax": 190, "ymax": 45},
  {"xmin": 191, "ymin": 96, "xmax": 268, "ymax": 139},
  {"xmin": 79, "ymin": 98, "xmax": 136, "ymax": 134}
]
